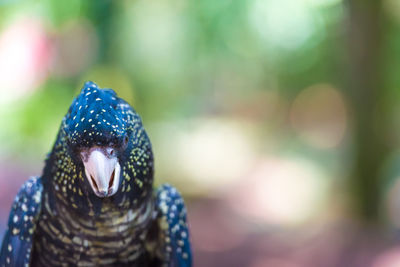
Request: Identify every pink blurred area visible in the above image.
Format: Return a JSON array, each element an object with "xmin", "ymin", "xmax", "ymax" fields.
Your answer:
[{"xmin": 0, "ymin": 18, "xmax": 51, "ymax": 102}]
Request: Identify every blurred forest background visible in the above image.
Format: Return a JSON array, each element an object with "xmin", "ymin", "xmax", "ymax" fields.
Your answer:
[{"xmin": 1, "ymin": 0, "xmax": 400, "ymax": 266}]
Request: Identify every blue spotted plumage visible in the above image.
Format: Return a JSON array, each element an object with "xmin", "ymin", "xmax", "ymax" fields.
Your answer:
[
  {"xmin": 0, "ymin": 177, "xmax": 42, "ymax": 266},
  {"xmin": 154, "ymin": 185, "xmax": 192, "ymax": 266},
  {"xmin": 0, "ymin": 81, "xmax": 192, "ymax": 266}
]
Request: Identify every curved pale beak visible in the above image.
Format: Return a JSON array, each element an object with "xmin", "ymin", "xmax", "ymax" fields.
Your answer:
[{"xmin": 82, "ymin": 149, "xmax": 120, "ymax": 198}]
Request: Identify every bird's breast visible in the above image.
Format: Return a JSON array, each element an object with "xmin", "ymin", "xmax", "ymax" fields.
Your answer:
[{"xmin": 32, "ymin": 194, "xmax": 154, "ymax": 266}]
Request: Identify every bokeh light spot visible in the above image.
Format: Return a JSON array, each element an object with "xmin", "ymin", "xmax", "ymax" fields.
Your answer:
[
  {"xmin": 249, "ymin": 0, "xmax": 319, "ymax": 50},
  {"xmin": 229, "ymin": 156, "xmax": 330, "ymax": 226},
  {"xmin": 290, "ymin": 84, "xmax": 348, "ymax": 149},
  {"xmin": 0, "ymin": 18, "xmax": 51, "ymax": 104},
  {"xmin": 151, "ymin": 118, "xmax": 256, "ymax": 194}
]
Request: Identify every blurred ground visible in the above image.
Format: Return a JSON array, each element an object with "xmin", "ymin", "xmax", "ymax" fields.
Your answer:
[{"xmin": 1, "ymin": 159, "xmax": 400, "ymax": 267}]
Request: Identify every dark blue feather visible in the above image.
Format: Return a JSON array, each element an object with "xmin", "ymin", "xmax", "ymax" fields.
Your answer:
[
  {"xmin": 0, "ymin": 177, "xmax": 42, "ymax": 266},
  {"xmin": 155, "ymin": 184, "xmax": 192, "ymax": 267}
]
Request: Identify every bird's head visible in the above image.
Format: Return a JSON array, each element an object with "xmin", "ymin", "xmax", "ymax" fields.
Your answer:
[{"xmin": 45, "ymin": 82, "xmax": 154, "ymax": 212}]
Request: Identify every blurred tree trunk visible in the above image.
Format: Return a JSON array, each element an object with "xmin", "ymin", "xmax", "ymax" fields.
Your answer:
[{"xmin": 347, "ymin": 0, "xmax": 389, "ymax": 221}]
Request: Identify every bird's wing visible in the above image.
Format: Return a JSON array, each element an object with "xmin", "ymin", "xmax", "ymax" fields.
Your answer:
[
  {"xmin": 152, "ymin": 184, "xmax": 192, "ymax": 267},
  {"xmin": 0, "ymin": 176, "xmax": 43, "ymax": 267}
]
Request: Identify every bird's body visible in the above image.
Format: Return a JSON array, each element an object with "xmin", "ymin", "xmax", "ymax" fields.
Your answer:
[
  {"xmin": 32, "ymin": 186, "xmax": 154, "ymax": 266},
  {"xmin": 0, "ymin": 82, "xmax": 192, "ymax": 267}
]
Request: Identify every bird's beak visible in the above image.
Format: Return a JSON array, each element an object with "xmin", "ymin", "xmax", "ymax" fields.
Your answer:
[{"xmin": 82, "ymin": 149, "xmax": 120, "ymax": 198}]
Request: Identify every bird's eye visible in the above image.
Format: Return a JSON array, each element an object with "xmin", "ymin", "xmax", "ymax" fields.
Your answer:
[{"xmin": 124, "ymin": 136, "xmax": 129, "ymax": 145}]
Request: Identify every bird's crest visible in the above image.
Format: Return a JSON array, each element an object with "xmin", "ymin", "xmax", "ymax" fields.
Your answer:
[{"xmin": 64, "ymin": 81, "xmax": 138, "ymax": 147}]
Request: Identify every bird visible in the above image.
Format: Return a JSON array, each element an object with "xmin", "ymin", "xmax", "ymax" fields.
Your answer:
[{"xmin": 0, "ymin": 81, "xmax": 192, "ymax": 267}]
